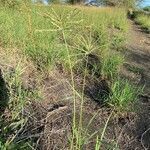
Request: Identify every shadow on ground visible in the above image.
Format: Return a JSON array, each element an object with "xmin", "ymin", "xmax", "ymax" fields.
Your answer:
[
  {"xmin": 0, "ymin": 68, "xmax": 9, "ymax": 116},
  {"xmin": 135, "ymin": 97, "xmax": 150, "ymax": 149},
  {"xmin": 119, "ymin": 21, "xmax": 150, "ymax": 149},
  {"xmin": 122, "ymin": 46, "xmax": 150, "ymax": 93}
]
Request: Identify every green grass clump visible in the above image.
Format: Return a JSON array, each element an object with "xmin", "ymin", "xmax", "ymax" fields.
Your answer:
[
  {"xmin": 135, "ymin": 14, "xmax": 150, "ymax": 32},
  {"xmin": 0, "ymin": 0, "xmax": 21, "ymax": 8},
  {"xmin": 108, "ymin": 79, "xmax": 139, "ymax": 112},
  {"xmin": 101, "ymin": 51, "xmax": 124, "ymax": 79},
  {"xmin": 143, "ymin": 6, "xmax": 150, "ymax": 12},
  {"xmin": 0, "ymin": 48, "xmax": 42, "ymax": 149}
]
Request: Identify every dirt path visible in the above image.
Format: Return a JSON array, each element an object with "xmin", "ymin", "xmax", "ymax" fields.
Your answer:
[
  {"xmin": 122, "ymin": 21, "xmax": 150, "ymax": 95},
  {"xmin": 118, "ymin": 20, "xmax": 150, "ymax": 149}
]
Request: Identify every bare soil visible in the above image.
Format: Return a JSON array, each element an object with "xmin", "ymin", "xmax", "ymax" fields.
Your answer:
[
  {"xmin": 122, "ymin": 21, "xmax": 150, "ymax": 94},
  {"xmin": 120, "ymin": 21, "xmax": 150, "ymax": 149}
]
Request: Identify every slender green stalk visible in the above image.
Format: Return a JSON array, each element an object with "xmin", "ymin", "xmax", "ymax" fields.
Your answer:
[
  {"xmin": 95, "ymin": 110, "xmax": 114, "ymax": 149},
  {"xmin": 61, "ymin": 30, "xmax": 77, "ymax": 150}
]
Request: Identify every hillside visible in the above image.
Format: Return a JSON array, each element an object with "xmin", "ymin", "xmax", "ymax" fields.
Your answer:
[{"xmin": 0, "ymin": 3, "xmax": 150, "ymax": 150}]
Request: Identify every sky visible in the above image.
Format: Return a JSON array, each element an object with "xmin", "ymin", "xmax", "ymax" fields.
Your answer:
[
  {"xmin": 32, "ymin": 0, "xmax": 48, "ymax": 5},
  {"xmin": 140, "ymin": 0, "xmax": 150, "ymax": 7}
]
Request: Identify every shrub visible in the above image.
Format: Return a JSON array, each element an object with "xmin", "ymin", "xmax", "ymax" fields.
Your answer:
[{"xmin": 143, "ymin": 6, "xmax": 150, "ymax": 12}]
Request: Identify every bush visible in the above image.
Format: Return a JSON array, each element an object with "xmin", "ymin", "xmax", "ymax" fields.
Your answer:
[{"xmin": 143, "ymin": 6, "xmax": 150, "ymax": 12}]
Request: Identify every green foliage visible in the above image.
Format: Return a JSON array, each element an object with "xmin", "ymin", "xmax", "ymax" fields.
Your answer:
[
  {"xmin": 0, "ymin": 140, "xmax": 32, "ymax": 150},
  {"xmin": 0, "ymin": 4, "xmax": 135, "ymax": 149},
  {"xmin": 111, "ymin": 32, "xmax": 127, "ymax": 49},
  {"xmin": 0, "ymin": 52, "xmax": 42, "ymax": 149},
  {"xmin": 0, "ymin": 141, "xmax": 7, "ymax": 150},
  {"xmin": 143, "ymin": 6, "xmax": 150, "ymax": 12},
  {"xmin": 135, "ymin": 14, "xmax": 150, "ymax": 32},
  {"xmin": 101, "ymin": 51, "xmax": 124, "ymax": 79},
  {"xmin": 101, "ymin": 0, "xmax": 143, "ymax": 8},
  {"xmin": 0, "ymin": 6, "xmax": 128, "ymax": 72},
  {"xmin": 0, "ymin": 0, "xmax": 22, "ymax": 8},
  {"xmin": 108, "ymin": 79, "xmax": 139, "ymax": 111}
]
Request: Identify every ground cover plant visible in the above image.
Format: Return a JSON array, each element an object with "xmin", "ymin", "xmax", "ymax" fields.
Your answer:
[
  {"xmin": 134, "ymin": 13, "xmax": 150, "ymax": 32},
  {"xmin": 0, "ymin": 1, "xmax": 148, "ymax": 150},
  {"xmin": 132, "ymin": 9, "xmax": 150, "ymax": 33}
]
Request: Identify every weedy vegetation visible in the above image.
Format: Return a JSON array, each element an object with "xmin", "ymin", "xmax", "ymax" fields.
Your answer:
[
  {"xmin": 132, "ymin": 10, "xmax": 150, "ymax": 33},
  {"xmin": 0, "ymin": 1, "xmax": 144, "ymax": 149},
  {"xmin": 135, "ymin": 13, "xmax": 150, "ymax": 32}
]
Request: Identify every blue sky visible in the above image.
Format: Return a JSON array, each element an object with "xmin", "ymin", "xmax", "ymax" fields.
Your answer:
[
  {"xmin": 141, "ymin": 0, "xmax": 150, "ymax": 7},
  {"xmin": 32, "ymin": 0, "xmax": 48, "ymax": 5}
]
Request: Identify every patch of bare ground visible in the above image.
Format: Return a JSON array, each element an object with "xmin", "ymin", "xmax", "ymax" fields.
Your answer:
[
  {"xmin": 122, "ymin": 21, "xmax": 150, "ymax": 93},
  {"xmin": 120, "ymin": 20, "xmax": 150, "ymax": 149}
]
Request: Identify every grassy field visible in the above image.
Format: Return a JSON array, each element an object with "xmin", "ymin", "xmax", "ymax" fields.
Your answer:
[
  {"xmin": 0, "ymin": 4, "xmax": 128, "ymax": 69},
  {"xmin": 0, "ymin": 2, "xmax": 143, "ymax": 150},
  {"xmin": 134, "ymin": 12, "xmax": 150, "ymax": 32}
]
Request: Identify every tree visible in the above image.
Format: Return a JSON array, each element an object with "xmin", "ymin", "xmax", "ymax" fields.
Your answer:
[
  {"xmin": 67, "ymin": 0, "xmax": 83, "ymax": 4},
  {"xmin": 143, "ymin": 6, "xmax": 150, "ymax": 12},
  {"xmin": 101, "ymin": 0, "xmax": 143, "ymax": 8}
]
